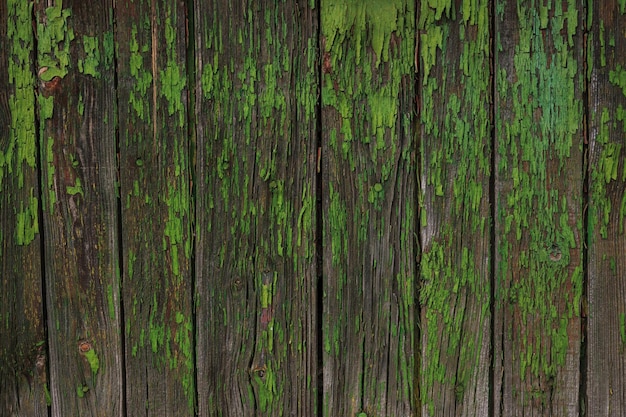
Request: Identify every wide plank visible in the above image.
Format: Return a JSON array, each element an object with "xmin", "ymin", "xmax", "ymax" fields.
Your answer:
[
  {"xmin": 587, "ymin": 2, "xmax": 626, "ymax": 415},
  {"xmin": 494, "ymin": 1, "xmax": 584, "ymax": 415},
  {"xmin": 193, "ymin": 1, "xmax": 319, "ymax": 415}
]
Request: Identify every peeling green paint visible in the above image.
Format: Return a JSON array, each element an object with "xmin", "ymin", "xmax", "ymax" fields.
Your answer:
[
  {"xmin": 4, "ymin": 0, "xmax": 37, "ymax": 195},
  {"xmin": 15, "ymin": 189, "xmax": 39, "ymax": 246},
  {"xmin": 78, "ymin": 35, "xmax": 101, "ymax": 78},
  {"xmin": 37, "ymin": 4, "xmax": 74, "ymax": 81},
  {"xmin": 495, "ymin": 0, "xmax": 583, "ymax": 403},
  {"xmin": 419, "ymin": 0, "xmax": 491, "ymax": 413},
  {"xmin": 84, "ymin": 349, "xmax": 100, "ymax": 375}
]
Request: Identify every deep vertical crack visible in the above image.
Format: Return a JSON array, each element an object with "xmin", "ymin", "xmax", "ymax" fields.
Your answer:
[
  {"xmin": 110, "ymin": 2, "xmax": 128, "ymax": 415},
  {"xmin": 489, "ymin": 1, "xmax": 497, "ymax": 417},
  {"xmin": 185, "ymin": 0, "xmax": 199, "ymax": 413},
  {"xmin": 32, "ymin": 5, "xmax": 52, "ymax": 416},
  {"xmin": 579, "ymin": 2, "xmax": 590, "ymax": 415},
  {"xmin": 315, "ymin": 2, "xmax": 324, "ymax": 415}
]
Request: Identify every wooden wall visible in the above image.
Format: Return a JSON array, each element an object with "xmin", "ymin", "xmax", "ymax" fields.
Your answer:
[{"xmin": 1, "ymin": 1, "xmax": 625, "ymax": 416}]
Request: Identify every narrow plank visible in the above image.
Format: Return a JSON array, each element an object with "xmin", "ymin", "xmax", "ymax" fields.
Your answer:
[
  {"xmin": 494, "ymin": 1, "xmax": 584, "ymax": 415},
  {"xmin": 0, "ymin": 1, "xmax": 48, "ymax": 415},
  {"xmin": 587, "ymin": 2, "xmax": 626, "ymax": 414},
  {"xmin": 115, "ymin": 1, "xmax": 195, "ymax": 415},
  {"xmin": 321, "ymin": 1, "xmax": 416, "ymax": 415},
  {"xmin": 417, "ymin": 1, "xmax": 492, "ymax": 415},
  {"xmin": 194, "ymin": 1, "xmax": 319, "ymax": 415},
  {"xmin": 34, "ymin": 1, "xmax": 124, "ymax": 416}
]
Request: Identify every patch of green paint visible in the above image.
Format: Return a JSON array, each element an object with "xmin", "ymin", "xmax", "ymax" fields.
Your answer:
[
  {"xmin": 495, "ymin": 0, "xmax": 583, "ymax": 395},
  {"xmin": 5, "ymin": 0, "xmax": 37, "ymax": 191},
  {"xmin": 609, "ymin": 64, "xmax": 626, "ymax": 97},
  {"xmin": 160, "ymin": 14, "xmax": 186, "ymax": 126},
  {"xmin": 15, "ymin": 189, "xmax": 39, "ymax": 245},
  {"xmin": 76, "ymin": 384, "xmax": 89, "ymax": 398},
  {"xmin": 84, "ymin": 349, "xmax": 100, "ymax": 375},
  {"xmin": 37, "ymin": 4, "xmax": 74, "ymax": 81},
  {"xmin": 44, "ymin": 383, "xmax": 52, "ymax": 405},
  {"xmin": 78, "ymin": 35, "xmax": 101, "ymax": 77},
  {"xmin": 128, "ymin": 25, "xmax": 153, "ymax": 121},
  {"xmin": 66, "ymin": 177, "xmax": 84, "ymax": 196}
]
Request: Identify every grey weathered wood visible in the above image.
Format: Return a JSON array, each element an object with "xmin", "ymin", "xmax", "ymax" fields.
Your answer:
[
  {"xmin": 193, "ymin": 1, "xmax": 319, "ymax": 415},
  {"xmin": 587, "ymin": 2, "xmax": 626, "ymax": 415},
  {"xmin": 35, "ymin": 0, "xmax": 124, "ymax": 415},
  {"xmin": 1, "ymin": 1, "xmax": 48, "ymax": 415},
  {"xmin": 494, "ymin": 1, "xmax": 584, "ymax": 415},
  {"xmin": 321, "ymin": 1, "xmax": 417, "ymax": 415},
  {"xmin": 417, "ymin": 1, "xmax": 492, "ymax": 415},
  {"xmin": 115, "ymin": 0, "xmax": 195, "ymax": 415}
]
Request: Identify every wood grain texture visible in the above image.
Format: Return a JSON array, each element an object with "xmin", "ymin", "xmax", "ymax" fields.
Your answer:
[
  {"xmin": 587, "ymin": 2, "xmax": 626, "ymax": 415},
  {"xmin": 35, "ymin": 1, "xmax": 124, "ymax": 416},
  {"xmin": 321, "ymin": 1, "xmax": 416, "ymax": 415},
  {"xmin": 194, "ymin": 1, "xmax": 319, "ymax": 415},
  {"xmin": 0, "ymin": 1, "xmax": 48, "ymax": 415},
  {"xmin": 494, "ymin": 1, "xmax": 584, "ymax": 415},
  {"xmin": 417, "ymin": 1, "xmax": 492, "ymax": 415},
  {"xmin": 115, "ymin": 0, "xmax": 195, "ymax": 415}
]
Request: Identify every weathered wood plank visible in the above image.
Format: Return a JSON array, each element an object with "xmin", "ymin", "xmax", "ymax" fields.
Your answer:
[
  {"xmin": 194, "ymin": 1, "xmax": 319, "ymax": 415},
  {"xmin": 321, "ymin": 2, "xmax": 416, "ymax": 415},
  {"xmin": 494, "ymin": 1, "xmax": 584, "ymax": 415},
  {"xmin": 0, "ymin": 1, "xmax": 48, "ymax": 415},
  {"xmin": 34, "ymin": 1, "xmax": 124, "ymax": 416},
  {"xmin": 587, "ymin": 2, "xmax": 626, "ymax": 415},
  {"xmin": 115, "ymin": 0, "xmax": 195, "ymax": 415},
  {"xmin": 417, "ymin": 1, "xmax": 492, "ymax": 415}
]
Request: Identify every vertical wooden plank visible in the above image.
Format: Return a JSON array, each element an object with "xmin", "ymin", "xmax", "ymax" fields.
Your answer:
[
  {"xmin": 587, "ymin": 2, "xmax": 626, "ymax": 414},
  {"xmin": 115, "ymin": 0, "xmax": 195, "ymax": 415},
  {"xmin": 0, "ymin": 1, "xmax": 48, "ymax": 415},
  {"xmin": 194, "ymin": 1, "xmax": 319, "ymax": 415},
  {"xmin": 494, "ymin": 1, "xmax": 584, "ymax": 415},
  {"xmin": 35, "ymin": 0, "xmax": 124, "ymax": 415},
  {"xmin": 321, "ymin": 1, "xmax": 416, "ymax": 415},
  {"xmin": 417, "ymin": 1, "xmax": 491, "ymax": 415}
]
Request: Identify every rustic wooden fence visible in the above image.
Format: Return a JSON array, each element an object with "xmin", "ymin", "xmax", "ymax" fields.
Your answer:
[{"xmin": 1, "ymin": 0, "xmax": 625, "ymax": 416}]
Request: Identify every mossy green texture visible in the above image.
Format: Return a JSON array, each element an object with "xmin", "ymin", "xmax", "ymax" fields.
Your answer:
[
  {"xmin": 418, "ymin": 0, "xmax": 490, "ymax": 413},
  {"xmin": 496, "ymin": 0, "xmax": 582, "ymax": 387}
]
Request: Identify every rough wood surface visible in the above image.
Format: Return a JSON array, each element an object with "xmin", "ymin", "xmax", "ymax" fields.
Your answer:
[
  {"xmin": 115, "ymin": 0, "xmax": 195, "ymax": 415},
  {"xmin": 587, "ymin": 2, "xmax": 626, "ymax": 415},
  {"xmin": 0, "ymin": 1, "xmax": 48, "ymax": 415},
  {"xmin": 321, "ymin": 1, "xmax": 417, "ymax": 415},
  {"xmin": 34, "ymin": 1, "xmax": 124, "ymax": 416},
  {"xmin": 494, "ymin": 1, "xmax": 584, "ymax": 415},
  {"xmin": 417, "ymin": 1, "xmax": 492, "ymax": 415},
  {"xmin": 193, "ymin": 1, "xmax": 319, "ymax": 415}
]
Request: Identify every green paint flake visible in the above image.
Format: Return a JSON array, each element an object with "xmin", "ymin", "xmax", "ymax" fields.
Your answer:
[
  {"xmin": 66, "ymin": 177, "xmax": 84, "ymax": 196},
  {"xmin": 84, "ymin": 349, "xmax": 100, "ymax": 375},
  {"xmin": 37, "ymin": 4, "xmax": 74, "ymax": 81},
  {"xmin": 496, "ymin": 0, "xmax": 583, "ymax": 389},
  {"xmin": 160, "ymin": 15, "xmax": 186, "ymax": 127},
  {"xmin": 78, "ymin": 35, "xmax": 101, "ymax": 77},
  {"xmin": 620, "ymin": 313, "xmax": 626, "ymax": 344},
  {"xmin": 129, "ymin": 25, "xmax": 153, "ymax": 121},
  {"xmin": 5, "ymin": 0, "xmax": 37, "ymax": 190},
  {"xmin": 76, "ymin": 384, "xmax": 89, "ymax": 398},
  {"xmin": 15, "ymin": 189, "xmax": 39, "ymax": 245}
]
